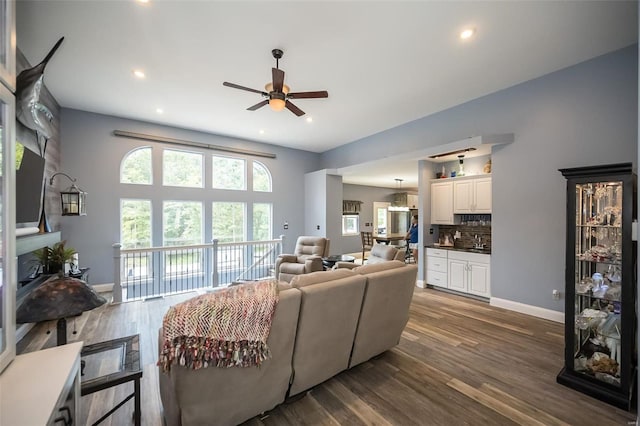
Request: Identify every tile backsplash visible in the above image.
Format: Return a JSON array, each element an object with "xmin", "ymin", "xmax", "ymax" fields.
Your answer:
[{"xmin": 439, "ymin": 221, "xmax": 492, "ymax": 250}]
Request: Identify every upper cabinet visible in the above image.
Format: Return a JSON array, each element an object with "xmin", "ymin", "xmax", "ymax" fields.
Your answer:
[
  {"xmin": 431, "ymin": 181, "xmax": 454, "ymax": 224},
  {"xmin": 0, "ymin": 0, "xmax": 16, "ymax": 91},
  {"xmin": 453, "ymin": 177, "xmax": 492, "ymax": 214},
  {"xmin": 393, "ymin": 192, "xmax": 419, "ymax": 209},
  {"xmin": 431, "ymin": 176, "xmax": 492, "ymax": 224}
]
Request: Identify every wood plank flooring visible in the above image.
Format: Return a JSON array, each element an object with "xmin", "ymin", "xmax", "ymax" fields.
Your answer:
[{"xmin": 17, "ymin": 288, "xmax": 635, "ymax": 425}]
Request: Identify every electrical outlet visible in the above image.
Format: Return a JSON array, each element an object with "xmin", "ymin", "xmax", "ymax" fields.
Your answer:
[
  {"xmin": 552, "ymin": 289, "xmax": 561, "ymax": 300},
  {"xmin": 283, "ymin": 222, "xmax": 288, "ymax": 230},
  {"xmin": 316, "ymin": 225, "xmax": 320, "ymax": 230},
  {"xmin": 429, "ymin": 228, "xmax": 434, "ymax": 235}
]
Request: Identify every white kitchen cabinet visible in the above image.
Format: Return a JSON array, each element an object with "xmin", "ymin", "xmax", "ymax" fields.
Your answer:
[
  {"xmin": 453, "ymin": 176, "xmax": 491, "ymax": 214},
  {"xmin": 446, "ymin": 251, "xmax": 491, "ymax": 297},
  {"xmin": 430, "ymin": 181, "xmax": 454, "ymax": 224},
  {"xmin": 426, "ymin": 248, "xmax": 448, "ymax": 287},
  {"xmin": 406, "ymin": 193, "xmax": 419, "ymax": 209},
  {"xmin": 447, "ymin": 258, "xmax": 467, "ymax": 291}
]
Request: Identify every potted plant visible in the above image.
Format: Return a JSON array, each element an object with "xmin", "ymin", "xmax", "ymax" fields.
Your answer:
[{"xmin": 32, "ymin": 241, "xmax": 77, "ymax": 276}]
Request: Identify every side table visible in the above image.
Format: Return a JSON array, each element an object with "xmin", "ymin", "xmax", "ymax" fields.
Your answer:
[
  {"xmin": 81, "ymin": 334, "xmax": 142, "ymax": 426},
  {"xmin": 322, "ymin": 254, "xmax": 356, "ymax": 270}
]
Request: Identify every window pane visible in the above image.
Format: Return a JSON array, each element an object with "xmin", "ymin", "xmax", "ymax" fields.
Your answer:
[
  {"xmin": 212, "ymin": 202, "xmax": 245, "ymax": 243},
  {"xmin": 342, "ymin": 214, "xmax": 359, "ymax": 236},
  {"xmin": 121, "ymin": 147, "xmax": 152, "ymax": 184},
  {"xmin": 163, "ymin": 201, "xmax": 203, "ymax": 246},
  {"xmin": 212, "ymin": 156, "xmax": 245, "ymax": 190},
  {"xmin": 253, "ymin": 161, "xmax": 272, "ymax": 192},
  {"xmin": 163, "ymin": 149, "xmax": 203, "ymax": 187},
  {"xmin": 120, "ymin": 199, "xmax": 152, "ymax": 249},
  {"xmin": 253, "ymin": 203, "xmax": 272, "ymax": 241}
]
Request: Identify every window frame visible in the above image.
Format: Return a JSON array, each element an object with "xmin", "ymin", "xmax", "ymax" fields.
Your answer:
[
  {"xmin": 120, "ymin": 146, "xmax": 153, "ymax": 185},
  {"xmin": 212, "ymin": 154, "xmax": 247, "ymax": 191},
  {"xmin": 162, "ymin": 148, "xmax": 204, "ymax": 188},
  {"xmin": 252, "ymin": 160, "xmax": 272, "ymax": 193},
  {"xmin": 342, "ymin": 214, "xmax": 360, "ymax": 236}
]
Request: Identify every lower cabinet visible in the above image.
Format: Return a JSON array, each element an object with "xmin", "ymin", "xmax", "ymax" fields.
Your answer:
[
  {"xmin": 426, "ymin": 248, "xmax": 491, "ymax": 298},
  {"xmin": 426, "ymin": 248, "xmax": 448, "ymax": 288},
  {"xmin": 447, "ymin": 251, "xmax": 491, "ymax": 298}
]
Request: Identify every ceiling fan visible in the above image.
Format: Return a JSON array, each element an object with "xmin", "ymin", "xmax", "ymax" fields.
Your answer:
[{"xmin": 223, "ymin": 49, "xmax": 328, "ymax": 117}]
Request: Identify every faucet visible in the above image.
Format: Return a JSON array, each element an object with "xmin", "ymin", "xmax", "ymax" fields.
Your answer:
[{"xmin": 474, "ymin": 235, "xmax": 485, "ymax": 249}]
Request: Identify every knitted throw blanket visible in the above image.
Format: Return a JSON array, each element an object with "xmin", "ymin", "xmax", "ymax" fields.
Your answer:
[{"xmin": 158, "ymin": 280, "xmax": 278, "ymax": 372}]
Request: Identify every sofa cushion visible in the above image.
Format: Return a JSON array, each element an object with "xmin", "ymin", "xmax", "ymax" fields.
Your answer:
[
  {"xmin": 350, "ymin": 265, "xmax": 418, "ymax": 367},
  {"xmin": 289, "ymin": 274, "xmax": 367, "ymax": 395},
  {"xmin": 353, "ymin": 260, "xmax": 405, "ymax": 275},
  {"xmin": 159, "ymin": 287, "xmax": 302, "ymax": 426},
  {"xmin": 290, "ymin": 268, "xmax": 354, "ymax": 288}
]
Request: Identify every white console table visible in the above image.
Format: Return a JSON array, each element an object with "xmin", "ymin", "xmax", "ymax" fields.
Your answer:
[{"xmin": 0, "ymin": 342, "xmax": 82, "ymax": 425}]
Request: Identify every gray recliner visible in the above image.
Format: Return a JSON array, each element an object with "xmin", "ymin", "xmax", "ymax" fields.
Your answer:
[
  {"xmin": 275, "ymin": 236, "xmax": 330, "ymax": 282},
  {"xmin": 335, "ymin": 243, "xmax": 403, "ymax": 269}
]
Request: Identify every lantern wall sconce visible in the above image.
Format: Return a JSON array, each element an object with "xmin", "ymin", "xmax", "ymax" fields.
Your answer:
[{"xmin": 50, "ymin": 172, "xmax": 87, "ymax": 216}]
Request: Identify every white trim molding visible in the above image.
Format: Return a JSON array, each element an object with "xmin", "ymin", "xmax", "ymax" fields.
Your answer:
[
  {"xmin": 490, "ymin": 297, "xmax": 564, "ymax": 323},
  {"xmin": 92, "ymin": 283, "xmax": 114, "ymax": 293},
  {"xmin": 416, "ymin": 280, "xmax": 426, "ymax": 289}
]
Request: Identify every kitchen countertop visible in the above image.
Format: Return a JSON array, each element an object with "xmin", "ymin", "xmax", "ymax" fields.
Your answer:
[{"xmin": 425, "ymin": 245, "xmax": 491, "ymax": 255}]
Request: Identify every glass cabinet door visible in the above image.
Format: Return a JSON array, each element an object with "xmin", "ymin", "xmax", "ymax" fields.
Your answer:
[
  {"xmin": 558, "ymin": 163, "xmax": 635, "ymax": 411},
  {"xmin": 0, "ymin": 80, "xmax": 15, "ymax": 374},
  {"xmin": 573, "ymin": 181, "xmax": 623, "ymax": 386},
  {"xmin": 0, "ymin": 0, "xmax": 16, "ymax": 91}
]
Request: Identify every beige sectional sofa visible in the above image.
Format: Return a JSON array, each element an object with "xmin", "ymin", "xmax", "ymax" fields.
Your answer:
[{"xmin": 158, "ymin": 260, "xmax": 417, "ymax": 426}]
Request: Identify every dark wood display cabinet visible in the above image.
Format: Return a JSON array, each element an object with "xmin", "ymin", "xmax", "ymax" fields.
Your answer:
[{"xmin": 557, "ymin": 163, "xmax": 636, "ymax": 410}]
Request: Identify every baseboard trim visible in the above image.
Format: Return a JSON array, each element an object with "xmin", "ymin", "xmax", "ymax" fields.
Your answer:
[
  {"xmin": 416, "ymin": 280, "xmax": 426, "ymax": 289},
  {"xmin": 490, "ymin": 297, "xmax": 564, "ymax": 323},
  {"xmin": 92, "ymin": 283, "xmax": 114, "ymax": 293}
]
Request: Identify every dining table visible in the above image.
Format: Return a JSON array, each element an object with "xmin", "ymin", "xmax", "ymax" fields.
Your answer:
[{"xmin": 373, "ymin": 233, "xmax": 407, "ymax": 245}]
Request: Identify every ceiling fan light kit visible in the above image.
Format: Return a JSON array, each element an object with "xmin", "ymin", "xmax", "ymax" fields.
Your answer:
[{"xmin": 223, "ymin": 49, "xmax": 328, "ymax": 117}]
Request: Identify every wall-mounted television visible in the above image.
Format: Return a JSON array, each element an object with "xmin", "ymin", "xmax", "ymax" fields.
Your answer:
[{"xmin": 15, "ymin": 142, "xmax": 45, "ymax": 227}]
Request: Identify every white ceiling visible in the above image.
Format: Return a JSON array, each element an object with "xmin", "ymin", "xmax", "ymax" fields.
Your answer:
[{"xmin": 16, "ymin": 1, "xmax": 637, "ymax": 155}]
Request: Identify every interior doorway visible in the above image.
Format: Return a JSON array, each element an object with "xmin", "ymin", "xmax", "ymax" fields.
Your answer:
[{"xmin": 373, "ymin": 202, "xmax": 390, "ymax": 235}]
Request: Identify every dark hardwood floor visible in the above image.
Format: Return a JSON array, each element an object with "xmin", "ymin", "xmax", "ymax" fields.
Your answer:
[{"xmin": 18, "ymin": 288, "xmax": 635, "ymax": 425}]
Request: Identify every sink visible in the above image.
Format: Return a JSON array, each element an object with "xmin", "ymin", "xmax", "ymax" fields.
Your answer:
[{"xmin": 468, "ymin": 248, "xmax": 490, "ymax": 254}]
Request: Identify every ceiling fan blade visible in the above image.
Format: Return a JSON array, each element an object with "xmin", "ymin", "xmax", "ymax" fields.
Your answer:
[
  {"xmin": 285, "ymin": 100, "xmax": 305, "ymax": 116},
  {"xmin": 247, "ymin": 100, "xmax": 269, "ymax": 111},
  {"xmin": 223, "ymin": 82, "xmax": 267, "ymax": 96},
  {"xmin": 287, "ymin": 91, "xmax": 329, "ymax": 99},
  {"xmin": 272, "ymin": 68, "xmax": 285, "ymax": 92}
]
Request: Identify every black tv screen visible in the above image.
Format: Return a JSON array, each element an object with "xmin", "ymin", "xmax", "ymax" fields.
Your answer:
[{"xmin": 16, "ymin": 144, "xmax": 45, "ymax": 224}]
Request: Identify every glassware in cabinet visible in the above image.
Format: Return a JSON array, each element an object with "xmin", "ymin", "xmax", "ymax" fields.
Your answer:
[{"xmin": 558, "ymin": 163, "xmax": 636, "ymax": 410}]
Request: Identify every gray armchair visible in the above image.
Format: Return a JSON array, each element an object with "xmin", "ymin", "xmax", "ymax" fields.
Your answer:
[
  {"xmin": 335, "ymin": 244, "xmax": 403, "ymax": 270},
  {"xmin": 275, "ymin": 236, "xmax": 331, "ymax": 282}
]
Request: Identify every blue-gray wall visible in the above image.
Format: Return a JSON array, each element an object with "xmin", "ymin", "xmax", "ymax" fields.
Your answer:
[
  {"xmin": 59, "ymin": 109, "xmax": 320, "ymax": 284},
  {"xmin": 322, "ymin": 45, "xmax": 638, "ymax": 311}
]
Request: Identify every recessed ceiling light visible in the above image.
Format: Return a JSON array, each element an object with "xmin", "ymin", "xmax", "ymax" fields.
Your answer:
[
  {"xmin": 460, "ymin": 28, "xmax": 475, "ymax": 40},
  {"xmin": 156, "ymin": 108, "xmax": 163, "ymax": 114},
  {"xmin": 133, "ymin": 69, "xmax": 146, "ymax": 79},
  {"xmin": 137, "ymin": 0, "xmax": 150, "ymax": 3},
  {"xmin": 259, "ymin": 130, "xmax": 265, "ymax": 135},
  {"xmin": 306, "ymin": 117, "xmax": 313, "ymax": 123}
]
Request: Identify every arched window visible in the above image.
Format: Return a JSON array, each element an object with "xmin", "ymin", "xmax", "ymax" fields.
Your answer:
[
  {"xmin": 253, "ymin": 161, "xmax": 272, "ymax": 192},
  {"xmin": 120, "ymin": 147, "xmax": 152, "ymax": 184}
]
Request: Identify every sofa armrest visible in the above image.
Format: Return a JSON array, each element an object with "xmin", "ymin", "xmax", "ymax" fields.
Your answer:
[
  {"xmin": 304, "ymin": 255, "xmax": 324, "ymax": 273},
  {"xmin": 333, "ymin": 262, "xmax": 358, "ymax": 270},
  {"xmin": 278, "ymin": 254, "xmax": 298, "ymax": 263}
]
